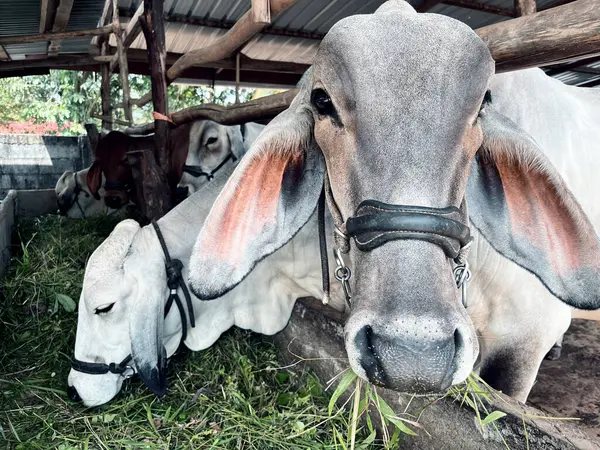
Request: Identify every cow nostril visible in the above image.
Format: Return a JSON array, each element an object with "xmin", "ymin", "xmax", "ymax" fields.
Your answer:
[{"xmin": 67, "ymin": 385, "xmax": 82, "ymax": 402}]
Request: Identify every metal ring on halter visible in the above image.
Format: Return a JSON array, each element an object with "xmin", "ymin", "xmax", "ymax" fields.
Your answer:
[
  {"xmin": 453, "ymin": 261, "xmax": 472, "ymax": 308},
  {"xmin": 334, "ymin": 248, "xmax": 352, "ymax": 308}
]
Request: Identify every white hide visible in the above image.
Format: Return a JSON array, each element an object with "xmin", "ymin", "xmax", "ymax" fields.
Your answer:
[
  {"xmin": 178, "ymin": 121, "xmax": 265, "ymax": 195},
  {"xmin": 465, "ymin": 69, "xmax": 600, "ymax": 401},
  {"xmin": 68, "ymin": 163, "xmax": 342, "ymax": 406},
  {"xmin": 55, "ymin": 168, "xmax": 114, "ymax": 218}
]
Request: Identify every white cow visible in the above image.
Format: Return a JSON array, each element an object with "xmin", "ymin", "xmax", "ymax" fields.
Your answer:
[
  {"xmin": 187, "ymin": 3, "xmax": 600, "ymax": 404},
  {"xmin": 55, "ymin": 168, "xmax": 116, "ymax": 218},
  {"xmin": 67, "ymin": 162, "xmax": 342, "ymax": 406}
]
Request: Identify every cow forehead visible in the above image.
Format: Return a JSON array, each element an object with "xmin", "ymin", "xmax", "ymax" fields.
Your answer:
[{"xmin": 315, "ymin": 11, "xmax": 493, "ymax": 105}]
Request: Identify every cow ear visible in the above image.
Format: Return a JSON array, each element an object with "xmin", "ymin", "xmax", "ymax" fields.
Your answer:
[
  {"xmin": 126, "ymin": 227, "xmax": 168, "ymax": 397},
  {"xmin": 86, "ymin": 161, "xmax": 102, "ymax": 200},
  {"xmin": 227, "ymin": 124, "xmax": 245, "ymax": 160},
  {"xmin": 188, "ymin": 84, "xmax": 324, "ymax": 300},
  {"xmin": 467, "ymin": 107, "xmax": 600, "ymax": 310}
]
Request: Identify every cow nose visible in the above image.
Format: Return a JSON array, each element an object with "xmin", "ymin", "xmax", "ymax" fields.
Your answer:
[
  {"xmin": 67, "ymin": 385, "xmax": 82, "ymax": 402},
  {"xmin": 104, "ymin": 195, "xmax": 122, "ymax": 209},
  {"xmin": 354, "ymin": 325, "xmax": 459, "ymax": 393}
]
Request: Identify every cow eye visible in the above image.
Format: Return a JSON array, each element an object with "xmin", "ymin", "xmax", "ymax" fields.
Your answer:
[
  {"xmin": 206, "ymin": 136, "xmax": 218, "ymax": 145},
  {"xmin": 479, "ymin": 90, "xmax": 492, "ymax": 116},
  {"xmin": 95, "ymin": 303, "xmax": 115, "ymax": 314},
  {"xmin": 311, "ymin": 89, "xmax": 334, "ymax": 116}
]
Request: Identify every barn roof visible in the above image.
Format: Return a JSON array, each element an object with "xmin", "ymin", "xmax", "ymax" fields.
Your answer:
[{"xmin": 0, "ymin": 0, "xmax": 598, "ymax": 88}]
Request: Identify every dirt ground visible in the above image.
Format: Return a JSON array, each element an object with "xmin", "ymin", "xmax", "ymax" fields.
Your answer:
[{"xmin": 528, "ymin": 319, "xmax": 600, "ymax": 440}]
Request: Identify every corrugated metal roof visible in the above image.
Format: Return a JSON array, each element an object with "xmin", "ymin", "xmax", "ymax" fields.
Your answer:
[{"xmin": 0, "ymin": 0, "xmax": 597, "ymax": 87}]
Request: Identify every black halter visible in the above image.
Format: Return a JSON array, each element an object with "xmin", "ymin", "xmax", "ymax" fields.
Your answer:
[
  {"xmin": 318, "ymin": 180, "xmax": 473, "ymax": 309},
  {"xmin": 104, "ymin": 181, "xmax": 131, "ymax": 192},
  {"xmin": 182, "ymin": 153, "xmax": 237, "ymax": 181},
  {"xmin": 71, "ymin": 221, "xmax": 195, "ymax": 377},
  {"xmin": 60, "ymin": 176, "xmax": 89, "ymax": 218}
]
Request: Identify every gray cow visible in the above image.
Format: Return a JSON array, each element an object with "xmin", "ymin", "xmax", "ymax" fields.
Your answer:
[{"xmin": 189, "ymin": 0, "xmax": 600, "ymax": 402}]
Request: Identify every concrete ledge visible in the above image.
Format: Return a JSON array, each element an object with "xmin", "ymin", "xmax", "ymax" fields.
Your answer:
[
  {"xmin": 0, "ymin": 189, "xmax": 58, "ymax": 277},
  {"xmin": 0, "ymin": 190, "xmax": 16, "ymax": 278},
  {"xmin": 273, "ymin": 298, "xmax": 600, "ymax": 450}
]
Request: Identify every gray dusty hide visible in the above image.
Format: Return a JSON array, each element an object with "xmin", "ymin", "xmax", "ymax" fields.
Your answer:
[{"xmin": 273, "ymin": 298, "xmax": 600, "ymax": 450}]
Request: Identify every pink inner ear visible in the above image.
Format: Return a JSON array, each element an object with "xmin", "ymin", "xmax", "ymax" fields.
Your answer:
[
  {"xmin": 201, "ymin": 151, "xmax": 304, "ymax": 266},
  {"xmin": 497, "ymin": 156, "xmax": 584, "ymax": 273}
]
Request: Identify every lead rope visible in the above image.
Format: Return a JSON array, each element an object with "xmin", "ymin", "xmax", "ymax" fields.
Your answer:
[
  {"xmin": 318, "ymin": 188, "xmax": 330, "ymax": 305},
  {"xmin": 151, "ymin": 221, "xmax": 196, "ymax": 341}
]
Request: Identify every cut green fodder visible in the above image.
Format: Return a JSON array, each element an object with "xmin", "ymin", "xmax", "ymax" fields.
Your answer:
[{"xmin": 0, "ymin": 215, "xmax": 377, "ymax": 449}]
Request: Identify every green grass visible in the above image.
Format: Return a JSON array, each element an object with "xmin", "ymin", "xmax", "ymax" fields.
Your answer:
[{"xmin": 0, "ymin": 216, "xmax": 379, "ymax": 449}]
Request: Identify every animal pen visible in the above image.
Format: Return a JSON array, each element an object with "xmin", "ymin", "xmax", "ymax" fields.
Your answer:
[{"xmin": 1, "ymin": 0, "xmax": 600, "ymax": 449}]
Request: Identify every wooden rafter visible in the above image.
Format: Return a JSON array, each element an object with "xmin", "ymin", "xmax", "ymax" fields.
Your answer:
[
  {"xmin": 131, "ymin": 0, "xmax": 298, "ymax": 107},
  {"xmin": 39, "ymin": 0, "xmax": 58, "ymax": 33},
  {"xmin": 48, "ymin": 0, "xmax": 75, "ymax": 56},
  {"xmin": 252, "ymin": 0, "xmax": 271, "ymax": 24},
  {"xmin": 515, "ymin": 0, "xmax": 536, "ymax": 16},
  {"xmin": 91, "ymin": 0, "xmax": 113, "ymax": 48},
  {"xmin": 0, "ymin": 46, "xmax": 10, "ymax": 61},
  {"xmin": 112, "ymin": 0, "xmax": 133, "ymax": 123},
  {"xmin": 477, "ymin": 0, "xmax": 600, "ymax": 72},
  {"xmin": 0, "ymin": 24, "xmax": 117, "ymax": 46},
  {"xmin": 109, "ymin": 2, "xmax": 143, "ymax": 73}
]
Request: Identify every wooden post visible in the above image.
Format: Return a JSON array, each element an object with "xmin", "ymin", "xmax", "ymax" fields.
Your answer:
[
  {"xmin": 112, "ymin": 0, "xmax": 133, "ymax": 124},
  {"xmin": 235, "ymin": 52, "xmax": 240, "ymax": 104},
  {"xmin": 138, "ymin": 0, "xmax": 172, "ymax": 220},
  {"xmin": 252, "ymin": 0, "xmax": 271, "ymax": 24},
  {"xmin": 48, "ymin": 0, "xmax": 75, "ymax": 56},
  {"xmin": 515, "ymin": 0, "xmax": 536, "ymax": 16},
  {"xmin": 127, "ymin": 149, "xmax": 171, "ymax": 223},
  {"xmin": 100, "ymin": 41, "xmax": 113, "ymax": 132}
]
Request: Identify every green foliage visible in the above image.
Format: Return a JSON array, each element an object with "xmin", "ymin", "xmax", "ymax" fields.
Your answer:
[
  {"xmin": 0, "ymin": 215, "xmax": 374, "ymax": 449},
  {"xmin": 0, "ymin": 70, "xmax": 255, "ymax": 135}
]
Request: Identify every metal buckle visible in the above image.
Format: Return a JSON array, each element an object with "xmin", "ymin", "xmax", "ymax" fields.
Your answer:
[
  {"xmin": 334, "ymin": 248, "xmax": 352, "ymax": 309},
  {"xmin": 453, "ymin": 261, "xmax": 472, "ymax": 308}
]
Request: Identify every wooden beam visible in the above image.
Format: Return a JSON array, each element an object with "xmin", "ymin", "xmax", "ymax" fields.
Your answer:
[
  {"xmin": 92, "ymin": 0, "xmax": 113, "ymax": 47},
  {"xmin": 252, "ymin": 0, "xmax": 271, "ymax": 24},
  {"xmin": 443, "ymin": 0, "xmax": 516, "ymax": 17},
  {"xmin": 109, "ymin": 2, "xmax": 144, "ymax": 73},
  {"xmin": 100, "ymin": 41, "xmax": 113, "ymax": 132},
  {"xmin": 0, "ymin": 24, "xmax": 117, "ymax": 46},
  {"xmin": 91, "ymin": 114, "xmax": 132, "ymax": 127},
  {"xmin": 48, "ymin": 0, "xmax": 75, "ymax": 56},
  {"xmin": 139, "ymin": 0, "xmax": 173, "ymax": 220},
  {"xmin": 0, "ymin": 46, "xmax": 10, "ymax": 61},
  {"xmin": 131, "ymin": 0, "xmax": 298, "ymax": 107},
  {"xmin": 515, "ymin": 0, "xmax": 537, "ymax": 15},
  {"xmin": 122, "ymin": 89, "xmax": 298, "ymax": 135},
  {"xmin": 112, "ymin": 0, "xmax": 132, "ymax": 124},
  {"xmin": 477, "ymin": 0, "xmax": 600, "ymax": 72},
  {"xmin": 416, "ymin": 0, "xmax": 444, "ymax": 12},
  {"xmin": 40, "ymin": 0, "xmax": 59, "ymax": 33}
]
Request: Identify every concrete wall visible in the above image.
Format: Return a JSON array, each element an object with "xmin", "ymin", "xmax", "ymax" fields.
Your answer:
[
  {"xmin": 0, "ymin": 134, "xmax": 92, "ymax": 197},
  {"xmin": 0, "ymin": 189, "xmax": 57, "ymax": 277},
  {"xmin": 0, "ymin": 190, "xmax": 16, "ymax": 278}
]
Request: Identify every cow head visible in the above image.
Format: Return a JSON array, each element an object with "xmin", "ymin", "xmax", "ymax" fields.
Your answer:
[
  {"xmin": 67, "ymin": 220, "xmax": 170, "ymax": 406},
  {"xmin": 87, "ymin": 131, "xmax": 141, "ymax": 210},
  {"xmin": 56, "ymin": 168, "xmax": 102, "ymax": 218},
  {"xmin": 177, "ymin": 121, "xmax": 264, "ymax": 195},
  {"xmin": 188, "ymin": 1, "xmax": 600, "ymax": 394}
]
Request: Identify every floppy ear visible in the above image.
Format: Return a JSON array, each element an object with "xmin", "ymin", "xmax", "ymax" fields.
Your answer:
[
  {"xmin": 86, "ymin": 161, "xmax": 102, "ymax": 200},
  {"xmin": 188, "ymin": 79, "xmax": 325, "ymax": 300},
  {"xmin": 227, "ymin": 124, "xmax": 245, "ymax": 160},
  {"xmin": 467, "ymin": 107, "xmax": 600, "ymax": 310},
  {"xmin": 125, "ymin": 227, "xmax": 168, "ymax": 397}
]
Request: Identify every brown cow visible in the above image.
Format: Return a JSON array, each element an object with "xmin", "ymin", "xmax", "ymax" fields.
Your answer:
[{"xmin": 86, "ymin": 125, "xmax": 192, "ymax": 209}]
